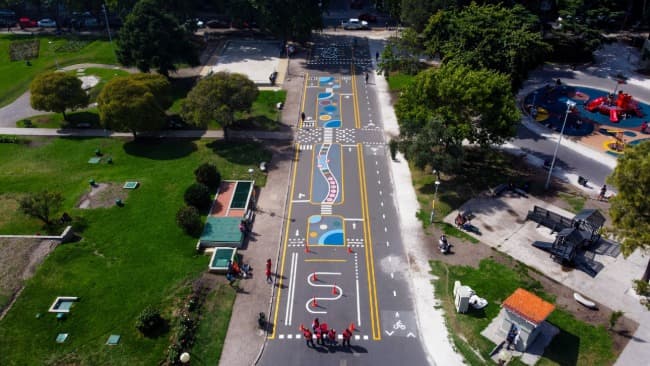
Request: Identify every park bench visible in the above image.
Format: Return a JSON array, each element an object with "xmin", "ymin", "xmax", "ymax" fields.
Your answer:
[{"xmin": 526, "ymin": 205, "xmax": 573, "ymax": 233}]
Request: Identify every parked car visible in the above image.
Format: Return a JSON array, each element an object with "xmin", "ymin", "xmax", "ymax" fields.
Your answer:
[
  {"xmin": 37, "ymin": 18, "xmax": 57, "ymax": 28},
  {"xmin": 18, "ymin": 17, "xmax": 37, "ymax": 28},
  {"xmin": 0, "ymin": 9, "xmax": 16, "ymax": 27},
  {"xmin": 342, "ymin": 18, "xmax": 368, "ymax": 30},
  {"xmin": 206, "ymin": 18, "xmax": 229, "ymax": 29},
  {"xmin": 358, "ymin": 13, "xmax": 376, "ymax": 23}
]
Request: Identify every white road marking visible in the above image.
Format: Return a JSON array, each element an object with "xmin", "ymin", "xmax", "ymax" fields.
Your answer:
[
  {"xmin": 384, "ymin": 227, "xmax": 388, "ymax": 232},
  {"xmin": 378, "ymin": 180, "xmax": 381, "ymax": 185},
  {"xmin": 356, "ymin": 278, "xmax": 361, "ymax": 327},
  {"xmin": 386, "ymin": 241, "xmax": 390, "ymax": 247},
  {"xmin": 376, "ymin": 170, "xmax": 380, "ymax": 175},
  {"xmin": 288, "ymin": 334, "xmax": 293, "ymax": 339},
  {"xmin": 388, "ymin": 257, "xmax": 392, "ymax": 263},
  {"xmin": 375, "ymin": 161, "xmax": 378, "ymax": 165},
  {"xmin": 279, "ymin": 334, "xmax": 285, "ymax": 339},
  {"xmin": 285, "ymin": 253, "xmax": 298, "ymax": 326},
  {"xmin": 385, "ymin": 330, "xmax": 394, "ymax": 336},
  {"xmin": 390, "ymin": 272, "xmax": 394, "ymax": 279},
  {"xmin": 382, "ymin": 214, "xmax": 385, "ymax": 219},
  {"xmin": 380, "ymin": 202, "xmax": 384, "ymax": 207},
  {"xmin": 395, "ymin": 312, "xmax": 400, "ymax": 318},
  {"xmin": 295, "ymin": 230, "xmax": 300, "ymax": 237},
  {"xmin": 305, "ymin": 272, "xmax": 343, "ymax": 314},
  {"xmin": 363, "ymin": 335, "xmax": 369, "ymax": 340},
  {"xmin": 393, "ymin": 290, "xmax": 397, "ymax": 297},
  {"xmin": 298, "ymin": 193, "xmax": 306, "ymax": 199},
  {"xmin": 352, "ymin": 222, "xmax": 356, "ymax": 230},
  {"xmin": 344, "ymin": 218, "xmax": 364, "ymax": 221},
  {"xmin": 355, "ymin": 335, "xmax": 361, "ymax": 340},
  {"xmin": 379, "ymin": 190, "xmax": 383, "ymax": 196},
  {"xmin": 292, "ymin": 200, "xmax": 310, "ymax": 203}
]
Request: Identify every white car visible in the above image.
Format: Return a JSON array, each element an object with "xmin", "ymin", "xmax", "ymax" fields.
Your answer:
[
  {"xmin": 342, "ymin": 18, "xmax": 368, "ymax": 30},
  {"xmin": 38, "ymin": 18, "xmax": 57, "ymax": 27}
]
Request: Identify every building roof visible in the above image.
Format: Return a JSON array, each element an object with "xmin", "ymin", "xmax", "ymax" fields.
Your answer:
[
  {"xmin": 200, "ymin": 217, "xmax": 243, "ymax": 244},
  {"xmin": 502, "ymin": 288, "xmax": 555, "ymax": 325}
]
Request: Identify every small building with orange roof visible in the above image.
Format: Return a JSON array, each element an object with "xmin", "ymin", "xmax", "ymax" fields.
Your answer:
[{"xmin": 500, "ymin": 288, "xmax": 555, "ymax": 352}]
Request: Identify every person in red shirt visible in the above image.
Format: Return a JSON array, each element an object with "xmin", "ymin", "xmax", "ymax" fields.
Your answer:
[
  {"xmin": 328, "ymin": 328, "xmax": 337, "ymax": 345},
  {"xmin": 303, "ymin": 328, "xmax": 314, "ymax": 347},
  {"xmin": 342, "ymin": 328, "xmax": 352, "ymax": 347}
]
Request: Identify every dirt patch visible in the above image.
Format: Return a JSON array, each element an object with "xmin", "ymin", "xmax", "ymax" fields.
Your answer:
[
  {"xmin": 77, "ymin": 182, "xmax": 129, "ymax": 209},
  {"xmin": 0, "ymin": 238, "xmax": 58, "ymax": 318}
]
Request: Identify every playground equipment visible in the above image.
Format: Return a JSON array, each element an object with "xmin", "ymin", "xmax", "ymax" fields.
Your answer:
[
  {"xmin": 527, "ymin": 207, "xmax": 607, "ymax": 275},
  {"xmin": 585, "ymin": 91, "xmax": 643, "ymax": 122}
]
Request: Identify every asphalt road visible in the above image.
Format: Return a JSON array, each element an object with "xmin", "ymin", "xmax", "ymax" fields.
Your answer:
[
  {"xmin": 512, "ymin": 124, "xmax": 614, "ymax": 189},
  {"xmin": 259, "ymin": 35, "xmax": 429, "ymax": 365}
]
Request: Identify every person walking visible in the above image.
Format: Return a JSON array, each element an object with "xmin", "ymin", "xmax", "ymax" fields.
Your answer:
[
  {"xmin": 599, "ymin": 185, "xmax": 607, "ymax": 201},
  {"xmin": 342, "ymin": 328, "xmax": 352, "ymax": 347},
  {"xmin": 301, "ymin": 111, "xmax": 306, "ymax": 122},
  {"xmin": 303, "ymin": 328, "xmax": 314, "ymax": 347},
  {"xmin": 375, "ymin": 51, "xmax": 379, "ymax": 61},
  {"xmin": 365, "ymin": 72, "xmax": 369, "ymax": 84},
  {"xmin": 265, "ymin": 267, "xmax": 272, "ymax": 283},
  {"xmin": 312, "ymin": 318, "xmax": 320, "ymax": 332}
]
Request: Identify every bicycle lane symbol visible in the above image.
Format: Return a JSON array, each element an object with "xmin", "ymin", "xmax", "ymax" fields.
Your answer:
[{"xmin": 382, "ymin": 311, "xmax": 417, "ymax": 338}]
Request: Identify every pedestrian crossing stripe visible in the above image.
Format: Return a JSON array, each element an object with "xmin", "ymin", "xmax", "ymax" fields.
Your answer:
[
  {"xmin": 277, "ymin": 334, "xmax": 369, "ymax": 340},
  {"xmin": 287, "ymin": 243, "xmax": 364, "ymax": 248},
  {"xmin": 299, "ymin": 144, "xmax": 313, "ymax": 151}
]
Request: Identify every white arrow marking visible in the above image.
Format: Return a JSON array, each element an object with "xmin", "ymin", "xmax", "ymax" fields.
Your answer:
[
  {"xmin": 395, "ymin": 312, "xmax": 400, "ymax": 318},
  {"xmin": 295, "ymin": 230, "xmax": 300, "ymax": 237},
  {"xmin": 406, "ymin": 332, "xmax": 416, "ymax": 338},
  {"xmin": 298, "ymin": 193, "xmax": 305, "ymax": 199},
  {"xmin": 385, "ymin": 330, "xmax": 394, "ymax": 336},
  {"xmin": 352, "ymin": 223, "xmax": 356, "ymax": 230}
]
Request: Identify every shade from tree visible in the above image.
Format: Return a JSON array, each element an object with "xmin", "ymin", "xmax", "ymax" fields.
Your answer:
[
  {"xmin": 30, "ymin": 72, "xmax": 88, "ymax": 121},
  {"xmin": 19, "ymin": 190, "xmax": 64, "ymax": 226},
  {"xmin": 395, "ymin": 64, "xmax": 520, "ymax": 172},
  {"xmin": 97, "ymin": 73, "xmax": 170, "ymax": 137},
  {"xmin": 116, "ymin": 0, "xmax": 199, "ymax": 76},
  {"xmin": 180, "ymin": 71, "xmax": 258, "ymax": 140}
]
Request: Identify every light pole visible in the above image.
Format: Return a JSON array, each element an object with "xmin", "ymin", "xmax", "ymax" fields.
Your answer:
[
  {"xmin": 48, "ymin": 41, "xmax": 60, "ymax": 69},
  {"xmin": 248, "ymin": 168, "xmax": 254, "ymax": 181},
  {"xmin": 430, "ymin": 177, "xmax": 440, "ymax": 224},
  {"xmin": 102, "ymin": 3, "xmax": 112, "ymax": 43},
  {"xmin": 545, "ymin": 100, "xmax": 576, "ymax": 190}
]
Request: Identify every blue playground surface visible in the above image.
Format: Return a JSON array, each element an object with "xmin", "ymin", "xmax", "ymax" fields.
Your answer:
[
  {"xmin": 524, "ymin": 84, "xmax": 649, "ymax": 136},
  {"xmin": 307, "ymin": 215, "xmax": 344, "ymax": 246},
  {"xmin": 317, "ymin": 76, "xmax": 342, "ymax": 128},
  {"xmin": 312, "ymin": 143, "xmax": 342, "ymax": 204}
]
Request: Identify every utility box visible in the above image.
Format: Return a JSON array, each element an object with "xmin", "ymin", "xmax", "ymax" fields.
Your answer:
[{"xmin": 453, "ymin": 281, "xmax": 472, "ymax": 313}]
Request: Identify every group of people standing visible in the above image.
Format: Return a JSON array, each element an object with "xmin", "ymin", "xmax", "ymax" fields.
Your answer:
[{"xmin": 301, "ymin": 318, "xmax": 353, "ymax": 348}]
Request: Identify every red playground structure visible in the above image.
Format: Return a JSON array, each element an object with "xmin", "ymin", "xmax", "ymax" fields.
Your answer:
[{"xmin": 585, "ymin": 91, "xmax": 643, "ymax": 122}]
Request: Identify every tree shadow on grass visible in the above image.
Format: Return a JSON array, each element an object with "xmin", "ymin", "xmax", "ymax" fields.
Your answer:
[
  {"xmin": 123, "ymin": 138, "xmax": 197, "ymax": 160},
  {"xmin": 206, "ymin": 140, "xmax": 270, "ymax": 165},
  {"xmin": 542, "ymin": 328, "xmax": 579, "ymax": 365}
]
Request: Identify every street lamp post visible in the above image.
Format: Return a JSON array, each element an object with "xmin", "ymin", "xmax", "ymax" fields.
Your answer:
[
  {"xmin": 102, "ymin": 3, "xmax": 112, "ymax": 43},
  {"xmin": 545, "ymin": 100, "xmax": 576, "ymax": 190},
  {"xmin": 430, "ymin": 179, "xmax": 440, "ymax": 224},
  {"xmin": 48, "ymin": 41, "xmax": 60, "ymax": 69}
]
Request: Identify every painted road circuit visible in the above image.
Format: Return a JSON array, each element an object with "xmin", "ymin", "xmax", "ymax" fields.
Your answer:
[{"xmin": 259, "ymin": 36, "xmax": 429, "ymax": 365}]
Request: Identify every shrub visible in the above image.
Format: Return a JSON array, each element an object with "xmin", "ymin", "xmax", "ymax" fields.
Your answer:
[
  {"xmin": 135, "ymin": 306, "xmax": 164, "ymax": 335},
  {"xmin": 184, "ymin": 183, "xmax": 211, "ymax": 210},
  {"xmin": 194, "ymin": 163, "xmax": 221, "ymax": 189},
  {"xmin": 176, "ymin": 206, "xmax": 202, "ymax": 236}
]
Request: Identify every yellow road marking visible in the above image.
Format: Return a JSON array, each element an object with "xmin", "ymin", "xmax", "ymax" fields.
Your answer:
[
  {"xmin": 351, "ymin": 64, "xmax": 361, "ymax": 129},
  {"xmin": 299, "ymin": 72, "xmax": 309, "ymax": 129},
  {"xmin": 357, "ymin": 145, "xmax": 381, "ymax": 340},
  {"xmin": 269, "ymin": 144, "xmax": 300, "ymax": 339},
  {"xmin": 304, "ymin": 259, "xmax": 348, "ymax": 262}
]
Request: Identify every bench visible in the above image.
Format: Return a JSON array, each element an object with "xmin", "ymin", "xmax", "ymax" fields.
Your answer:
[
  {"xmin": 526, "ymin": 205, "xmax": 572, "ymax": 232},
  {"xmin": 489, "ymin": 183, "xmax": 509, "ymax": 197}
]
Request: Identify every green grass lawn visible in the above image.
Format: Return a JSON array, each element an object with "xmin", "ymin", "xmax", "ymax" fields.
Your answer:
[
  {"xmin": 192, "ymin": 284, "xmax": 236, "ymax": 364},
  {"xmin": 430, "ymin": 259, "xmax": 615, "ymax": 365},
  {"xmin": 0, "ymin": 34, "xmax": 116, "ymax": 108},
  {"xmin": 83, "ymin": 67, "xmax": 130, "ymax": 102},
  {"xmin": 387, "ymin": 72, "xmax": 415, "ymax": 91},
  {"xmin": 0, "ymin": 137, "xmax": 271, "ymax": 365},
  {"xmin": 17, "ymin": 109, "xmax": 101, "ymax": 129},
  {"xmin": 558, "ymin": 192, "xmax": 587, "ymax": 213}
]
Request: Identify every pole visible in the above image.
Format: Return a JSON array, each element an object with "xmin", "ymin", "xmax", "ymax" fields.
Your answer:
[
  {"xmin": 545, "ymin": 101, "xmax": 576, "ymax": 189},
  {"xmin": 430, "ymin": 180, "xmax": 440, "ymax": 224},
  {"xmin": 102, "ymin": 3, "xmax": 112, "ymax": 43}
]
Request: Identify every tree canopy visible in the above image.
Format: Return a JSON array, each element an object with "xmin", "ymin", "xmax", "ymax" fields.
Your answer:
[
  {"xmin": 422, "ymin": 3, "xmax": 550, "ymax": 88},
  {"xmin": 255, "ymin": 0, "xmax": 323, "ymax": 42},
  {"xmin": 180, "ymin": 72, "xmax": 258, "ymax": 139},
  {"xmin": 30, "ymin": 72, "xmax": 88, "ymax": 120},
  {"xmin": 606, "ymin": 141, "xmax": 650, "ymax": 258},
  {"xmin": 395, "ymin": 64, "xmax": 520, "ymax": 171},
  {"xmin": 97, "ymin": 73, "xmax": 170, "ymax": 137},
  {"xmin": 116, "ymin": 0, "xmax": 199, "ymax": 76},
  {"xmin": 19, "ymin": 190, "xmax": 64, "ymax": 226}
]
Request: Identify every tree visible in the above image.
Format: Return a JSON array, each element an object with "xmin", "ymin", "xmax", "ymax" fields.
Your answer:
[
  {"xmin": 181, "ymin": 72, "xmax": 258, "ymax": 140},
  {"xmin": 19, "ymin": 190, "xmax": 64, "ymax": 226},
  {"xmin": 607, "ymin": 141, "xmax": 650, "ymax": 282},
  {"xmin": 422, "ymin": 3, "xmax": 550, "ymax": 88},
  {"xmin": 135, "ymin": 305, "xmax": 164, "ymax": 336},
  {"xmin": 184, "ymin": 183, "xmax": 211, "ymax": 210},
  {"xmin": 395, "ymin": 64, "xmax": 520, "ymax": 172},
  {"xmin": 30, "ymin": 72, "xmax": 88, "ymax": 121},
  {"xmin": 97, "ymin": 73, "xmax": 169, "ymax": 137},
  {"xmin": 116, "ymin": 0, "xmax": 199, "ymax": 76},
  {"xmin": 176, "ymin": 206, "xmax": 203, "ymax": 237},
  {"xmin": 194, "ymin": 163, "xmax": 221, "ymax": 190},
  {"xmin": 255, "ymin": 0, "xmax": 323, "ymax": 42}
]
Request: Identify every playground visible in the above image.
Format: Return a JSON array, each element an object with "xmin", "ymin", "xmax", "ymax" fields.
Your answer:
[{"xmin": 523, "ymin": 82, "xmax": 650, "ymax": 156}]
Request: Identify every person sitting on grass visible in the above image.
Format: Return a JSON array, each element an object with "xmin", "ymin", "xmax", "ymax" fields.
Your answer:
[{"xmin": 455, "ymin": 213, "xmax": 467, "ymax": 228}]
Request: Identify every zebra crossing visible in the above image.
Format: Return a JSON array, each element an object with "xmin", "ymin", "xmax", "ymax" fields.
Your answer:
[{"xmin": 321, "ymin": 205, "xmax": 333, "ymax": 215}]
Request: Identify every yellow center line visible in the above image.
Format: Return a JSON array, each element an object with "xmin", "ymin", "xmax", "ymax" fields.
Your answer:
[
  {"xmin": 269, "ymin": 143, "xmax": 300, "ymax": 339},
  {"xmin": 299, "ymin": 72, "xmax": 309, "ymax": 129},
  {"xmin": 304, "ymin": 259, "xmax": 348, "ymax": 262}
]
